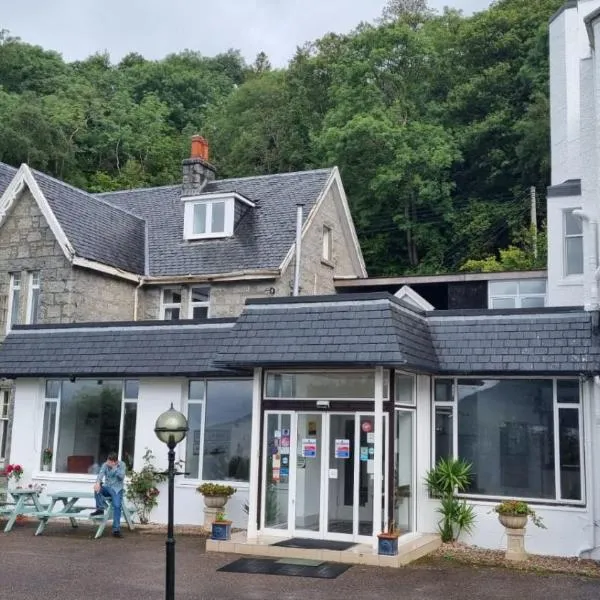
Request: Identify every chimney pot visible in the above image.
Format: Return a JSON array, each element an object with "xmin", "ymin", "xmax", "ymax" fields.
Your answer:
[
  {"xmin": 182, "ymin": 135, "xmax": 216, "ymax": 196},
  {"xmin": 190, "ymin": 135, "xmax": 209, "ymax": 161}
]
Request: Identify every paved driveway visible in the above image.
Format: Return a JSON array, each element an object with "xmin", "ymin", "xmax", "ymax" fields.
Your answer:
[{"xmin": 0, "ymin": 525, "xmax": 598, "ymax": 600}]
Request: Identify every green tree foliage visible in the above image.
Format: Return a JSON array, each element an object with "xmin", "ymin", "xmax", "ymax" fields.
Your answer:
[{"xmin": 0, "ymin": 0, "xmax": 562, "ymax": 274}]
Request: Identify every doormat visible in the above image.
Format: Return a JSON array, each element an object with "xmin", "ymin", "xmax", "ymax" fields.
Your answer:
[
  {"xmin": 273, "ymin": 538, "xmax": 356, "ymax": 551},
  {"xmin": 217, "ymin": 557, "xmax": 351, "ymax": 579}
]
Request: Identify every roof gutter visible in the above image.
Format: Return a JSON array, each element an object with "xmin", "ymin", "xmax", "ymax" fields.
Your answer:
[{"xmin": 142, "ymin": 269, "xmax": 280, "ymax": 285}]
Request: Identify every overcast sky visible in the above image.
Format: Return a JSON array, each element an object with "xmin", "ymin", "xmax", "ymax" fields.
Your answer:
[{"xmin": 2, "ymin": 0, "xmax": 493, "ymax": 66}]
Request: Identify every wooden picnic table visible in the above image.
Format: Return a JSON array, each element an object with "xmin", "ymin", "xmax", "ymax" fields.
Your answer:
[
  {"xmin": 34, "ymin": 490, "xmax": 136, "ymax": 539},
  {"xmin": 2, "ymin": 488, "xmax": 48, "ymax": 533}
]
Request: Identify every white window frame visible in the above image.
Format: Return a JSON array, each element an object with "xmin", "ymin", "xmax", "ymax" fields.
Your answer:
[
  {"xmin": 564, "ymin": 208, "xmax": 584, "ymax": 277},
  {"xmin": 183, "ymin": 198, "xmax": 235, "ymax": 240},
  {"xmin": 160, "ymin": 287, "xmax": 183, "ymax": 320},
  {"xmin": 0, "ymin": 390, "xmax": 10, "ymax": 464},
  {"xmin": 26, "ymin": 271, "xmax": 41, "ymax": 325},
  {"xmin": 188, "ymin": 286, "xmax": 211, "ymax": 319},
  {"xmin": 322, "ymin": 225, "xmax": 333, "ymax": 262},
  {"xmin": 488, "ymin": 279, "xmax": 547, "ymax": 309},
  {"xmin": 6, "ymin": 272, "xmax": 21, "ymax": 333},
  {"xmin": 183, "ymin": 378, "xmax": 253, "ymax": 484},
  {"xmin": 431, "ymin": 377, "xmax": 584, "ymax": 505},
  {"xmin": 40, "ymin": 379, "xmax": 138, "ymax": 474}
]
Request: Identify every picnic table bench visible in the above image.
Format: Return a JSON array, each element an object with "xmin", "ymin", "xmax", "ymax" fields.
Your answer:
[{"xmin": 2, "ymin": 489, "xmax": 136, "ymax": 539}]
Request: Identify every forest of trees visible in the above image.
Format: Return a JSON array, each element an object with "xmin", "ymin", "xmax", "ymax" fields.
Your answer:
[{"xmin": 0, "ymin": 0, "xmax": 562, "ymax": 276}]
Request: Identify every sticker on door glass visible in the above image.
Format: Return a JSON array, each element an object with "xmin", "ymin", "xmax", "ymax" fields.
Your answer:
[
  {"xmin": 281, "ymin": 455, "xmax": 289, "ymax": 466},
  {"xmin": 280, "ymin": 446, "xmax": 290, "ymax": 455},
  {"xmin": 334, "ymin": 439, "xmax": 351, "ymax": 459},
  {"xmin": 361, "ymin": 421, "xmax": 373, "ymax": 433},
  {"xmin": 272, "ymin": 468, "xmax": 280, "ymax": 482},
  {"xmin": 274, "ymin": 430, "xmax": 281, "ymax": 438},
  {"xmin": 367, "ymin": 431, "xmax": 375, "ymax": 444},
  {"xmin": 282, "ymin": 428, "xmax": 290, "ymax": 436},
  {"xmin": 280, "ymin": 436, "xmax": 290, "ymax": 448},
  {"xmin": 302, "ymin": 438, "xmax": 317, "ymax": 458},
  {"xmin": 360, "ymin": 446, "xmax": 369, "ymax": 462}
]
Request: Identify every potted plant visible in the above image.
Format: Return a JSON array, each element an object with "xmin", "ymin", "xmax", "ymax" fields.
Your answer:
[
  {"xmin": 493, "ymin": 500, "xmax": 546, "ymax": 530},
  {"xmin": 211, "ymin": 511, "xmax": 232, "ymax": 541},
  {"xmin": 377, "ymin": 520, "xmax": 400, "ymax": 556},
  {"xmin": 196, "ymin": 483, "xmax": 236, "ymax": 510},
  {"xmin": 424, "ymin": 458, "xmax": 476, "ymax": 543},
  {"xmin": 42, "ymin": 448, "xmax": 53, "ymax": 471},
  {"xmin": 4, "ymin": 464, "xmax": 23, "ymax": 488}
]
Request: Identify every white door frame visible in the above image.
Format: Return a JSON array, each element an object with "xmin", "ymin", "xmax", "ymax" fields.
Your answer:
[{"xmin": 260, "ymin": 410, "xmax": 389, "ymax": 544}]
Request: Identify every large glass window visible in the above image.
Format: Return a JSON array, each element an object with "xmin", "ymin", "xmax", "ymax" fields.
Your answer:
[
  {"xmin": 185, "ymin": 379, "xmax": 253, "ymax": 482},
  {"xmin": 265, "ymin": 372, "xmax": 376, "ymax": 399},
  {"xmin": 41, "ymin": 380, "xmax": 138, "ymax": 474},
  {"xmin": 432, "ymin": 378, "xmax": 583, "ymax": 502}
]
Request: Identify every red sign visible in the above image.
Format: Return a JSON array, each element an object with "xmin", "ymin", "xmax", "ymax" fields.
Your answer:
[{"xmin": 361, "ymin": 421, "xmax": 373, "ymax": 433}]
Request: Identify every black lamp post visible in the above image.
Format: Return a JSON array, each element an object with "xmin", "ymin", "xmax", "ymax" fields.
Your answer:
[{"xmin": 154, "ymin": 404, "xmax": 188, "ymax": 600}]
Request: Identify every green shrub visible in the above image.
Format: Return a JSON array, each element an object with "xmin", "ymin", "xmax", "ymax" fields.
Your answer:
[
  {"xmin": 196, "ymin": 483, "xmax": 236, "ymax": 497},
  {"xmin": 425, "ymin": 458, "xmax": 476, "ymax": 543}
]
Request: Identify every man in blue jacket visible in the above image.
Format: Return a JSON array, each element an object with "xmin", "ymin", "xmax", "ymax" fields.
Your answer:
[{"xmin": 91, "ymin": 451, "xmax": 126, "ymax": 538}]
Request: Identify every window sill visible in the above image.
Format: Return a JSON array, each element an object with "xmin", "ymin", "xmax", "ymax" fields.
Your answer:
[
  {"xmin": 176, "ymin": 479, "xmax": 249, "ymax": 490},
  {"xmin": 557, "ymin": 277, "xmax": 583, "ymax": 287},
  {"xmin": 454, "ymin": 496, "xmax": 586, "ymax": 511},
  {"xmin": 321, "ymin": 258, "xmax": 335, "ymax": 269}
]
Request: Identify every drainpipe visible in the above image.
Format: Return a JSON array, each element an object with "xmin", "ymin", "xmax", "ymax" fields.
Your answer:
[
  {"xmin": 572, "ymin": 210, "xmax": 599, "ymax": 310},
  {"xmin": 293, "ymin": 203, "xmax": 304, "ymax": 297},
  {"xmin": 133, "ymin": 277, "xmax": 145, "ymax": 321}
]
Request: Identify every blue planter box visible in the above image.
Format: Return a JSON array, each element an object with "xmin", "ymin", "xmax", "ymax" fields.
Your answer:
[
  {"xmin": 211, "ymin": 521, "xmax": 232, "ymax": 541},
  {"xmin": 377, "ymin": 534, "xmax": 399, "ymax": 556}
]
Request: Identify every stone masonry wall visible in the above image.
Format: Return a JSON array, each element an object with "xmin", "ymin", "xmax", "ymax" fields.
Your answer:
[{"xmin": 72, "ymin": 268, "xmax": 136, "ymax": 322}]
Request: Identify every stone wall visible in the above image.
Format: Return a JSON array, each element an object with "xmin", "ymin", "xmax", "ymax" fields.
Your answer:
[
  {"xmin": 0, "ymin": 189, "xmax": 75, "ymax": 333},
  {"xmin": 72, "ymin": 268, "xmax": 136, "ymax": 322},
  {"xmin": 284, "ymin": 177, "xmax": 362, "ymax": 297}
]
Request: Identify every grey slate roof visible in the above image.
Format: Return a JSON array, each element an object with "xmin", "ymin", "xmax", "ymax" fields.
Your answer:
[
  {"xmin": 0, "ymin": 162, "xmax": 17, "ymax": 196},
  {"xmin": 0, "ymin": 321, "xmax": 237, "ymax": 377},
  {"xmin": 31, "ymin": 170, "xmax": 147, "ymax": 274},
  {"xmin": 98, "ymin": 169, "xmax": 333, "ymax": 276},
  {"xmin": 0, "ymin": 294, "xmax": 597, "ymax": 378},
  {"xmin": 428, "ymin": 310, "xmax": 600, "ymax": 375},
  {"xmin": 214, "ymin": 294, "xmax": 439, "ymax": 371}
]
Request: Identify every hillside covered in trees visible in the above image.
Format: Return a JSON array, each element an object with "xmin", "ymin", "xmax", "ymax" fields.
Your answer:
[{"xmin": 0, "ymin": 0, "xmax": 561, "ymax": 276}]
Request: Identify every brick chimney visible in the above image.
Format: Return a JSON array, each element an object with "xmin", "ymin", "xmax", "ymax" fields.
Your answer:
[{"xmin": 182, "ymin": 135, "xmax": 216, "ymax": 196}]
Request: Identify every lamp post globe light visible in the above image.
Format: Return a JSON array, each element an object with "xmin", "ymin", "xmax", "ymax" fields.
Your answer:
[{"xmin": 154, "ymin": 404, "xmax": 188, "ymax": 600}]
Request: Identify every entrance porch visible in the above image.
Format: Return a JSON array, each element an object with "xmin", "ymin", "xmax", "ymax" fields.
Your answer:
[{"xmin": 206, "ymin": 530, "xmax": 441, "ymax": 567}]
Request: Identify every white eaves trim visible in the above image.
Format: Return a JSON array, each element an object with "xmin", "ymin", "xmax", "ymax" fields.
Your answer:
[
  {"xmin": 0, "ymin": 164, "xmax": 141, "ymax": 283},
  {"xmin": 394, "ymin": 285, "xmax": 435, "ymax": 311},
  {"xmin": 181, "ymin": 191, "xmax": 256, "ymax": 208},
  {"xmin": 279, "ymin": 167, "xmax": 368, "ymax": 278}
]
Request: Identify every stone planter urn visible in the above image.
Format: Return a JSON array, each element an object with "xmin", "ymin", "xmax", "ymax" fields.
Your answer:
[
  {"xmin": 203, "ymin": 495, "xmax": 228, "ymax": 510},
  {"xmin": 497, "ymin": 513, "xmax": 528, "ymax": 562},
  {"xmin": 196, "ymin": 483, "xmax": 236, "ymax": 530},
  {"xmin": 498, "ymin": 514, "xmax": 528, "ymax": 530}
]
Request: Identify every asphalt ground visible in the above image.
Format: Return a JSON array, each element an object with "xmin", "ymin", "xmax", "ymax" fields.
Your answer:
[{"xmin": 0, "ymin": 524, "xmax": 598, "ymax": 600}]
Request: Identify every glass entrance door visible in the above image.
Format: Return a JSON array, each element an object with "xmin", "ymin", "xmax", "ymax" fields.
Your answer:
[{"xmin": 262, "ymin": 411, "xmax": 387, "ymax": 542}]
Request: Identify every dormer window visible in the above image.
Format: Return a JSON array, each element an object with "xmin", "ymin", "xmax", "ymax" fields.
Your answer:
[
  {"xmin": 182, "ymin": 193, "xmax": 255, "ymax": 241},
  {"xmin": 193, "ymin": 201, "xmax": 225, "ymax": 236}
]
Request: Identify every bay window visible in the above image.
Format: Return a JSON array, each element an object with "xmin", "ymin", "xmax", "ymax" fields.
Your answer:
[
  {"xmin": 433, "ymin": 377, "xmax": 583, "ymax": 503},
  {"xmin": 185, "ymin": 379, "xmax": 253, "ymax": 482},
  {"xmin": 41, "ymin": 379, "xmax": 138, "ymax": 473}
]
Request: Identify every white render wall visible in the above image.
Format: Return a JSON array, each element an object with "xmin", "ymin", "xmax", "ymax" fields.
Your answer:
[
  {"xmin": 9, "ymin": 377, "xmax": 248, "ymax": 528},
  {"xmin": 415, "ymin": 377, "xmax": 600, "ymax": 558}
]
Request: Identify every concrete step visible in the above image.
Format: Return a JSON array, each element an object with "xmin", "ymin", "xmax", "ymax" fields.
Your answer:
[{"xmin": 207, "ymin": 532, "xmax": 441, "ymax": 568}]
